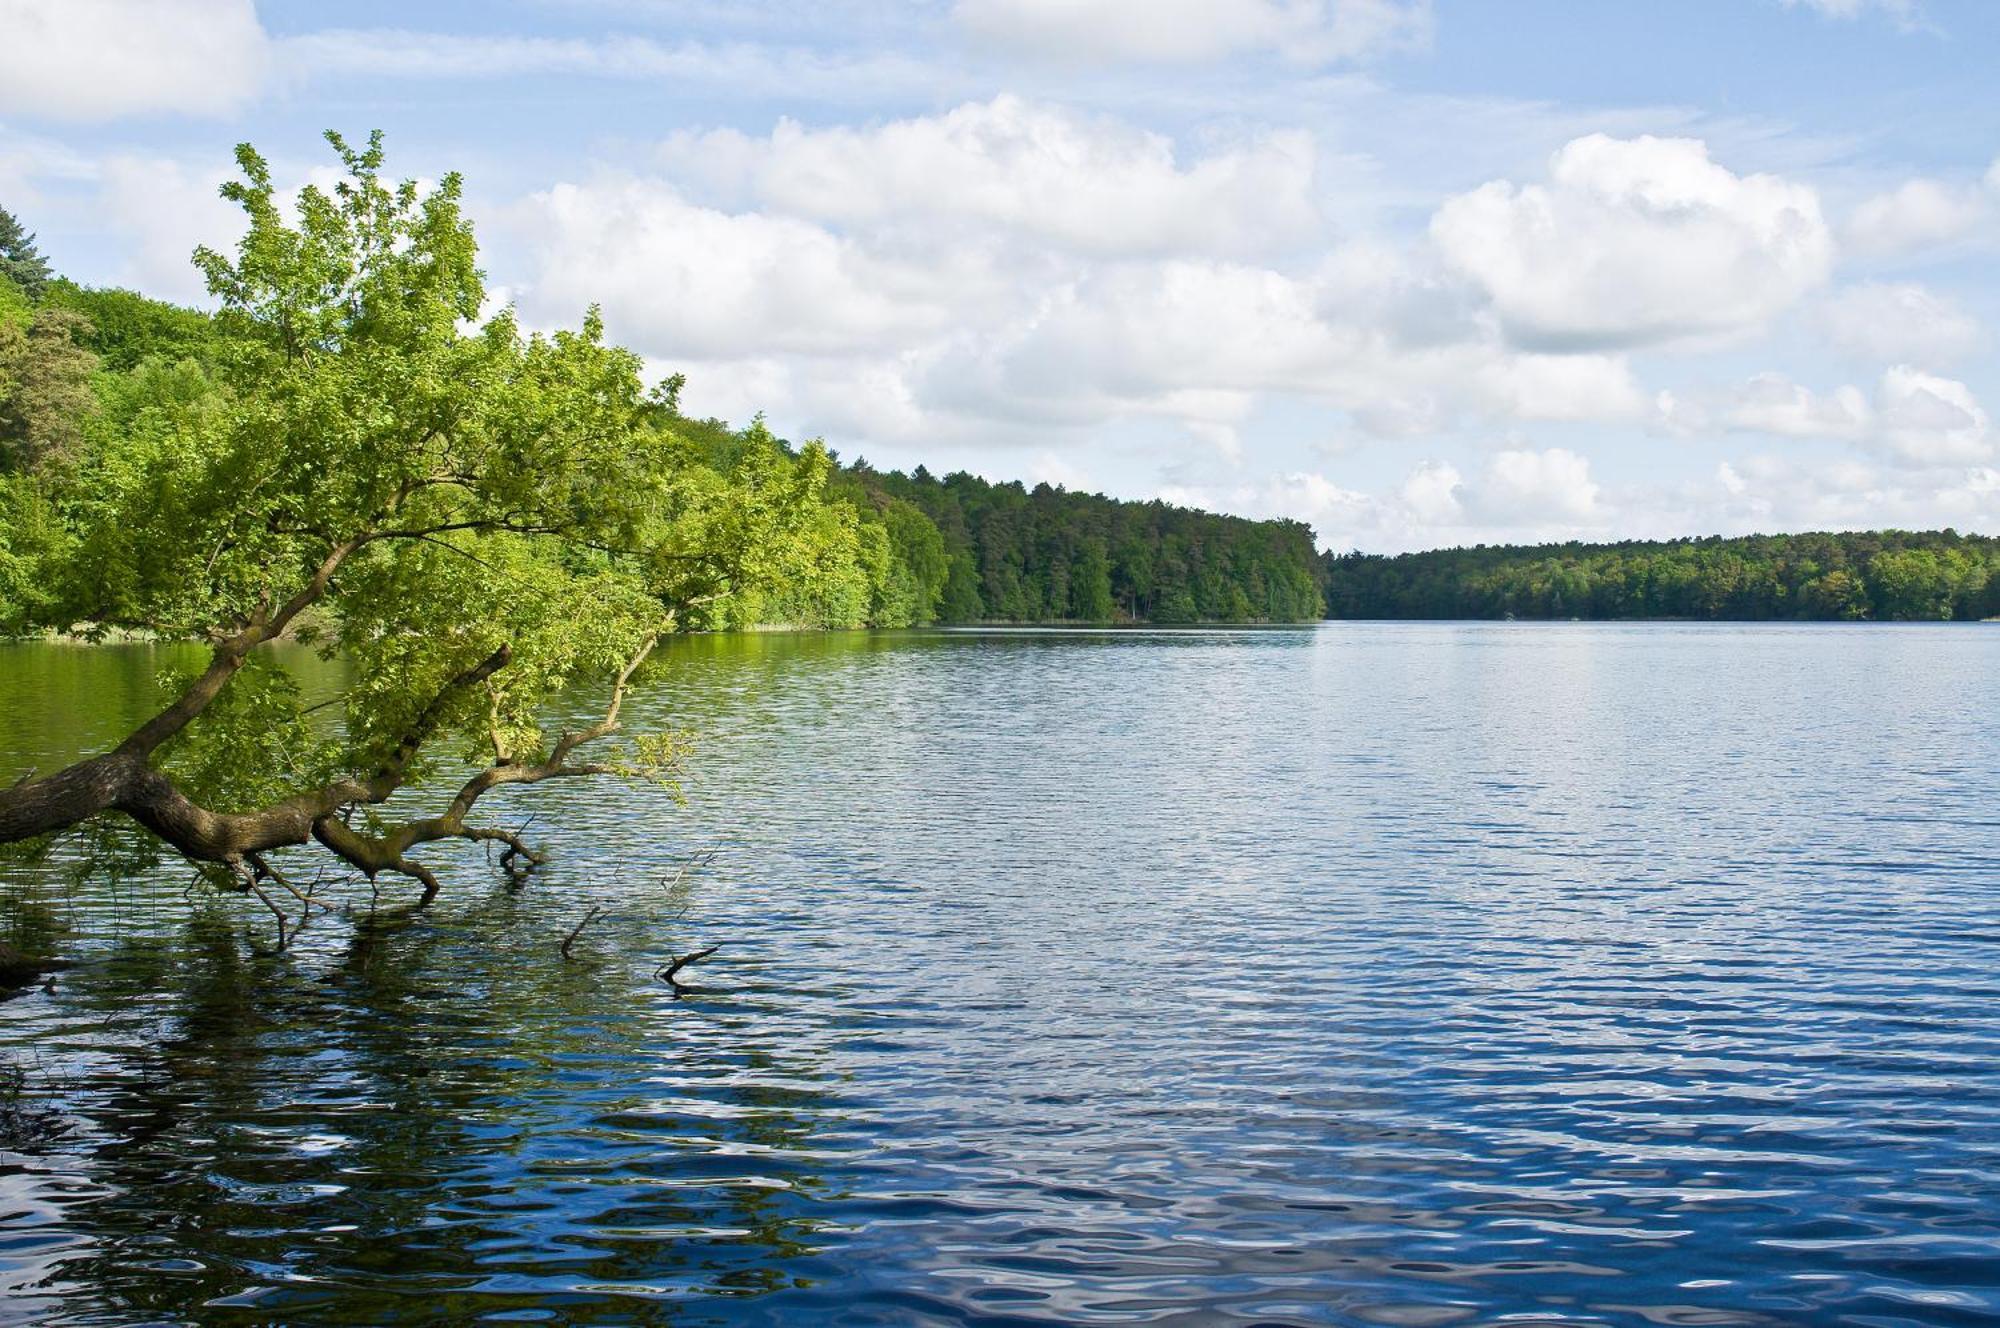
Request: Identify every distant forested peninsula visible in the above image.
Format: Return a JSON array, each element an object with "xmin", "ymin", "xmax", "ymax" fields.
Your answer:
[
  {"xmin": 1321, "ymin": 531, "xmax": 2000, "ymax": 622},
  {"xmin": 537, "ymin": 407, "xmax": 1325, "ymax": 627}
]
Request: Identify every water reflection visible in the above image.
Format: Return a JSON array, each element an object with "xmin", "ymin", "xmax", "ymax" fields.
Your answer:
[
  {"xmin": 3, "ymin": 625, "xmax": 2000, "ymax": 1325},
  {"xmin": 4, "ymin": 881, "xmax": 846, "ymax": 1323}
]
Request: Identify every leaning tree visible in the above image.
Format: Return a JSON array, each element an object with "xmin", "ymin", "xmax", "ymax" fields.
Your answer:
[{"xmin": 0, "ymin": 133, "xmax": 837, "ymax": 930}]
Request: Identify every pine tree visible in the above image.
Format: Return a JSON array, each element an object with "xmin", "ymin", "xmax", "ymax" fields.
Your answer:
[{"xmin": 0, "ymin": 206, "xmax": 54, "ymax": 297}]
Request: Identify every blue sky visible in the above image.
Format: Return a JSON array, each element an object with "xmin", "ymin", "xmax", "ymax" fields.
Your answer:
[{"xmin": 3, "ymin": 0, "xmax": 1997, "ymax": 551}]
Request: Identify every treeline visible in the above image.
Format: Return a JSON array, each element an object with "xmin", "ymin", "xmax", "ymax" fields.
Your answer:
[
  {"xmin": 1322, "ymin": 531, "xmax": 2000, "ymax": 621},
  {"xmin": 843, "ymin": 464, "xmax": 1323, "ymax": 624},
  {"xmin": 0, "ymin": 206, "xmax": 1323, "ymax": 630}
]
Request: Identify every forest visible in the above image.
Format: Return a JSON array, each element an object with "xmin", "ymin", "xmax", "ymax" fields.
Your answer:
[
  {"xmin": 1321, "ymin": 530, "xmax": 2000, "ymax": 622},
  {"xmin": 0, "ymin": 204, "xmax": 1322, "ymax": 633}
]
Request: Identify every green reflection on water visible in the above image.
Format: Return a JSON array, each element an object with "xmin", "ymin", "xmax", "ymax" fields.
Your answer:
[{"xmin": 0, "ymin": 635, "xmax": 867, "ymax": 1324}]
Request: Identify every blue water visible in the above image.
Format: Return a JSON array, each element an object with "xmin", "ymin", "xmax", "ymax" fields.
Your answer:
[{"xmin": 2, "ymin": 623, "xmax": 1998, "ymax": 1325}]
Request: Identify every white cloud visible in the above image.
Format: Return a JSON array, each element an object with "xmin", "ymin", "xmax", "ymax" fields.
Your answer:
[
  {"xmin": 0, "ymin": 0, "xmax": 270, "ymax": 121},
  {"xmin": 1471, "ymin": 352, "xmax": 1647, "ymax": 422},
  {"xmin": 513, "ymin": 135, "xmax": 1620, "ymax": 446},
  {"xmin": 1685, "ymin": 454, "xmax": 2000, "ymax": 540},
  {"xmin": 1175, "ymin": 444, "xmax": 2000, "ymax": 554},
  {"xmin": 1164, "ymin": 446, "xmax": 1604, "ymax": 551},
  {"xmin": 1715, "ymin": 366, "xmax": 1991, "ymax": 467},
  {"xmin": 1725, "ymin": 372, "xmax": 1873, "ymax": 441},
  {"xmin": 941, "ymin": 260, "xmax": 1340, "ymax": 412},
  {"xmin": 657, "ymin": 97, "xmax": 1320, "ymax": 259},
  {"xmin": 95, "ymin": 156, "xmax": 245, "ymax": 302},
  {"xmin": 0, "ymin": 126, "xmax": 100, "ymax": 213},
  {"xmin": 1844, "ymin": 174, "xmax": 1991, "ymax": 257},
  {"xmin": 905, "ymin": 254, "xmax": 1652, "ymax": 442},
  {"xmin": 509, "ymin": 178, "xmax": 997, "ymax": 358},
  {"xmin": 1472, "ymin": 446, "xmax": 1600, "ymax": 521},
  {"xmin": 951, "ymin": 0, "xmax": 1431, "ymax": 66},
  {"xmin": 1820, "ymin": 282, "xmax": 1980, "ymax": 364},
  {"xmin": 1878, "ymin": 365, "xmax": 1992, "ymax": 465},
  {"xmin": 1399, "ymin": 460, "xmax": 1464, "ymax": 523},
  {"xmin": 1160, "ymin": 471, "xmax": 1376, "ymax": 549},
  {"xmin": 1431, "ymin": 134, "xmax": 1833, "ymax": 350}
]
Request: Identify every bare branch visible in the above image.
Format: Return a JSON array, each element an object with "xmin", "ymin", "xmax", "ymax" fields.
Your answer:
[
  {"xmin": 561, "ymin": 905, "xmax": 604, "ymax": 960},
  {"xmin": 656, "ymin": 944, "xmax": 721, "ymax": 996}
]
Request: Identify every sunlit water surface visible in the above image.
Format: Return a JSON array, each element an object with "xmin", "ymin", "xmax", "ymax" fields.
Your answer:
[{"xmin": 2, "ymin": 624, "xmax": 1998, "ymax": 1326}]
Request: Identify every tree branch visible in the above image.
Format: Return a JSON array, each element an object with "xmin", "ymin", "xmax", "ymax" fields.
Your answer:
[{"xmin": 302, "ymin": 631, "xmax": 660, "ymax": 887}]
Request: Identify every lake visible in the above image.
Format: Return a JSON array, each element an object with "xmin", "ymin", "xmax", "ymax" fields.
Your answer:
[{"xmin": 2, "ymin": 623, "xmax": 1998, "ymax": 1326}]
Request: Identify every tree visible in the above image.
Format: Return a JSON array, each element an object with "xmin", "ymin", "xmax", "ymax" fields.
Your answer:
[
  {"xmin": 0, "ymin": 133, "xmax": 838, "ymax": 923},
  {"xmin": 0, "ymin": 206, "xmax": 52, "ymax": 297},
  {"xmin": 0, "ymin": 306, "xmax": 100, "ymax": 468},
  {"xmin": 38, "ymin": 280, "xmax": 214, "ymax": 372},
  {"xmin": 1072, "ymin": 538, "xmax": 1114, "ymax": 621}
]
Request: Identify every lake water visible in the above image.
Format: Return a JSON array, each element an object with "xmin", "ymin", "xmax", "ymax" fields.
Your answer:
[{"xmin": 2, "ymin": 624, "xmax": 1998, "ymax": 1326}]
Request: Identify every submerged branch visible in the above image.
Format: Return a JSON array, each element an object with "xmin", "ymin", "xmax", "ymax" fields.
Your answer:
[
  {"xmin": 656, "ymin": 944, "xmax": 721, "ymax": 996},
  {"xmin": 560, "ymin": 905, "xmax": 604, "ymax": 960}
]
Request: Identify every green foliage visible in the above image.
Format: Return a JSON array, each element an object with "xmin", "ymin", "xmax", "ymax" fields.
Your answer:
[
  {"xmin": 0, "ymin": 305, "xmax": 99, "ymax": 469},
  {"xmin": 0, "ymin": 207, "xmax": 52, "ymax": 298},
  {"xmin": 1, "ymin": 132, "xmax": 864, "ymax": 822},
  {"xmin": 38, "ymin": 280, "xmax": 214, "ymax": 372},
  {"xmin": 0, "ymin": 274, "xmax": 29, "ymax": 329},
  {"xmin": 156, "ymin": 655, "xmax": 340, "ymax": 812},
  {"xmin": 1323, "ymin": 530, "xmax": 2000, "ymax": 622},
  {"xmin": 849, "ymin": 465, "xmax": 1323, "ymax": 623}
]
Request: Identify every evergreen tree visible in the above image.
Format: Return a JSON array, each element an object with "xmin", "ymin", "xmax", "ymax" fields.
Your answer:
[
  {"xmin": 0, "ymin": 206, "xmax": 53, "ymax": 297},
  {"xmin": 0, "ymin": 306, "xmax": 98, "ymax": 469}
]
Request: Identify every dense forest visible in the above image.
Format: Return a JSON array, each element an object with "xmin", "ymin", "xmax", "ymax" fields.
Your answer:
[
  {"xmin": 845, "ymin": 463, "xmax": 1323, "ymax": 624},
  {"xmin": 0, "ymin": 205, "xmax": 1322, "ymax": 631},
  {"xmin": 1322, "ymin": 531, "xmax": 2000, "ymax": 622}
]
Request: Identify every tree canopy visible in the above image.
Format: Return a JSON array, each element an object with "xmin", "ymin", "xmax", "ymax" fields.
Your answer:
[
  {"xmin": 847, "ymin": 463, "xmax": 1324, "ymax": 624},
  {"xmin": 0, "ymin": 133, "xmax": 882, "ymax": 919},
  {"xmin": 0, "ymin": 205, "xmax": 52, "ymax": 298},
  {"xmin": 1322, "ymin": 530, "xmax": 2000, "ymax": 622}
]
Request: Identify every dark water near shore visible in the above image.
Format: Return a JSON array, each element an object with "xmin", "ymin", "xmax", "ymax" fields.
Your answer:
[{"xmin": 2, "ymin": 623, "xmax": 1999, "ymax": 1326}]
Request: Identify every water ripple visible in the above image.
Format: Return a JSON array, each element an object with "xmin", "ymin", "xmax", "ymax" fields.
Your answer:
[{"xmin": 2, "ymin": 623, "xmax": 1998, "ymax": 1325}]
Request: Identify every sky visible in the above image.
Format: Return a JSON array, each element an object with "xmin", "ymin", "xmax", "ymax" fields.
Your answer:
[{"xmin": 3, "ymin": 0, "xmax": 1998, "ymax": 553}]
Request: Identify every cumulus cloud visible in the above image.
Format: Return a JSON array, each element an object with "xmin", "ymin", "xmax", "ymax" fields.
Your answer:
[
  {"xmin": 1724, "ymin": 372, "xmax": 1872, "ymax": 441},
  {"xmin": 0, "ymin": 0, "xmax": 270, "ymax": 121},
  {"xmin": 1877, "ymin": 365, "xmax": 1992, "ymax": 465},
  {"xmin": 508, "ymin": 178, "xmax": 994, "ymax": 358},
  {"xmin": 1715, "ymin": 366, "xmax": 1991, "ymax": 466},
  {"xmin": 951, "ymin": 0, "xmax": 1431, "ymax": 66},
  {"xmin": 1843, "ymin": 161, "xmax": 2000, "ymax": 258},
  {"xmin": 933, "ymin": 260, "xmax": 1342, "ymax": 416},
  {"xmin": 1176, "ymin": 441, "xmax": 2000, "ymax": 554},
  {"xmin": 1432, "ymin": 134, "xmax": 1833, "ymax": 350},
  {"xmin": 504, "ymin": 99, "xmax": 1673, "ymax": 460},
  {"xmin": 1163, "ymin": 446, "xmax": 1606, "ymax": 552},
  {"xmin": 1691, "ymin": 455, "xmax": 2000, "ymax": 542},
  {"xmin": 1399, "ymin": 460, "xmax": 1464, "ymax": 524},
  {"xmin": 911, "ymin": 259, "xmax": 1650, "ymax": 440},
  {"xmin": 657, "ymin": 97, "xmax": 1320, "ymax": 259},
  {"xmin": 1820, "ymin": 282, "xmax": 1980, "ymax": 364},
  {"xmin": 1473, "ymin": 447, "xmax": 1601, "ymax": 521}
]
